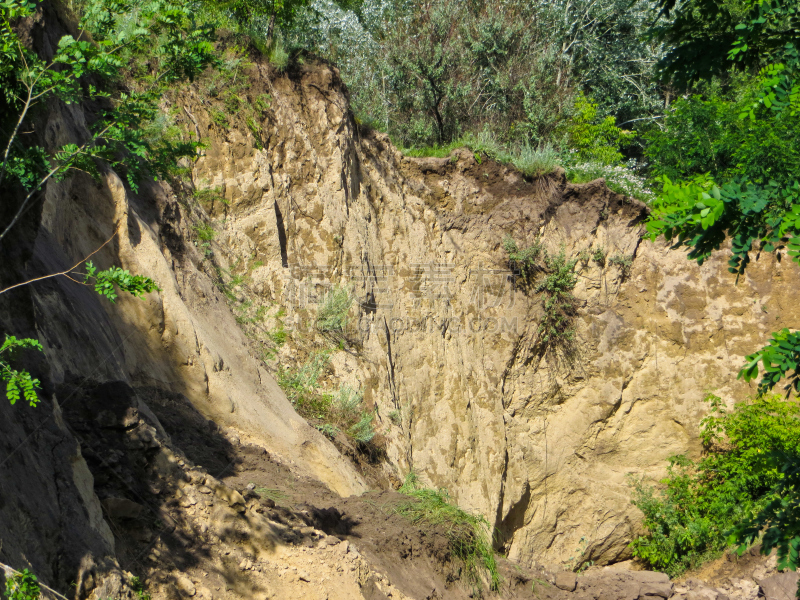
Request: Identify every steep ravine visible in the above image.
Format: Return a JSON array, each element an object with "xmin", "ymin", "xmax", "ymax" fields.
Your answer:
[
  {"xmin": 1, "ymin": 13, "xmax": 799, "ymax": 600},
  {"xmin": 181, "ymin": 56, "xmax": 800, "ymax": 567}
]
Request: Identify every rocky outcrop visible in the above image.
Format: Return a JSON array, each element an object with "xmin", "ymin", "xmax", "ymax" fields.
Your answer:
[{"xmin": 180, "ymin": 56, "xmax": 800, "ymax": 567}]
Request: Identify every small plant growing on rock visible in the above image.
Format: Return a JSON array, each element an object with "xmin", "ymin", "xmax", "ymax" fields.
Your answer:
[
  {"xmin": 317, "ymin": 285, "xmax": 353, "ymax": 334},
  {"xmin": 535, "ymin": 252, "xmax": 578, "ymax": 346},
  {"xmin": 1, "ymin": 336, "xmax": 43, "ymax": 407},
  {"xmin": 502, "ymin": 235, "xmax": 543, "ymax": 284},
  {"xmin": 592, "ymin": 247, "xmax": 606, "ymax": 266},
  {"xmin": 129, "ymin": 577, "xmax": 151, "ymax": 600},
  {"xmin": 210, "ymin": 108, "xmax": 229, "ymax": 127},
  {"xmin": 278, "ymin": 357, "xmax": 377, "ymax": 449},
  {"xmin": 503, "ymin": 237, "xmax": 580, "ymax": 358},
  {"xmin": 193, "ymin": 222, "xmax": 216, "ymax": 242},
  {"xmin": 347, "ymin": 412, "xmax": 376, "ymax": 444},
  {"xmin": 608, "ymin": 254, "xmax": 633, "ymax": 279}
]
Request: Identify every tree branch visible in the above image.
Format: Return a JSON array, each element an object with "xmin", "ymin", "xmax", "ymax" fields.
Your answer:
[{"xmin": 0, "ymin": 225, "xmax": 120, "ymax": 295}]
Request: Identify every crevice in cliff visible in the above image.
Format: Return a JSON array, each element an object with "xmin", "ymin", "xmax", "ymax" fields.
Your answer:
[{"xmin": 273, "ymin": 201, "xmax": 289, "ymax": 268}]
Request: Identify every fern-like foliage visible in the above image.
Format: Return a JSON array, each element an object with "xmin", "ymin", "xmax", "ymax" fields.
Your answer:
[{"xmin": 1, "ymin": 335, "xmax": 43, "ymax": 407}]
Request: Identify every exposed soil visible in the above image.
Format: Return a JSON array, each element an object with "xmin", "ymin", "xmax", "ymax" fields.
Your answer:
[{"xmin": 56, "ymin": 378, "xmax": 566, "ymax": 600}]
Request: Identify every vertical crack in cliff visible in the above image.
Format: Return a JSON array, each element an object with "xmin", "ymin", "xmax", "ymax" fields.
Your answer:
[{"xmin": 273, "ymin": 201, "xmax": 289, "ymax": 268}]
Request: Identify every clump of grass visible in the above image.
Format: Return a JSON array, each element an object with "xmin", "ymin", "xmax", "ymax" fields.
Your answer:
[
  {"xmin": 401, "ymin": 139, "xmax": 465, "ymax": 158},
  {"xmin": 396, "ymin": 473, "xmax": 500, "ymax": 592},
  {"xmin": 277, "ymin": 356, "xmax": 376, "ymax": 447},
  {"xmin": 506, "ymin": 141, "xmax": 559, "ymax": 178},
  {"xmin": 608, "ymin": 253, "xmax": 634, "ymax": 279},
  {"xmin": 401, "ymin": 132, "xmax": 559, "ymax": 179},
  {"xmin": 209, "ymin": 108, "xmax": 228, "ymax": 127},
  {"xmin": 267, "ymin": 35, "xmax": 289, "ymax": 72},
  {"xmin": 268, "ymin": 323, "xmax": 287, "ymax": 345},
  {"xmin": 278, "ymin": 351, "xmax": 331, "ymax": 416},
  {"xmin": 317, "ymin": 284, "xmax": 353, "ymax": 333},
  {"xmin": 254, "ymin": 486, "xmax": 289, "ymax": 505}
]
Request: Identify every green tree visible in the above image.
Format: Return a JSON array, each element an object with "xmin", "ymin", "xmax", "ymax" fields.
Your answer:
[
  {"xmin": 0, "ymin": 0, "xmax": 211, "ymax": 407},
  {"xmin": 644, "ymin": 0, "xmax": 800, "ymax": 579},
  {"xmin": 298, "ymin": 0, "xmax": 664, "ymax": 149},
  {"xmin": 208, "ymin": 0, "xmax": 310, "ymax": 44}
]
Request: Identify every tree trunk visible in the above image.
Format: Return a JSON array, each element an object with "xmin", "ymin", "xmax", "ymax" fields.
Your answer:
[{"xmin": 266, "ymin": 12, "xmax": 276, "ymax": 45}]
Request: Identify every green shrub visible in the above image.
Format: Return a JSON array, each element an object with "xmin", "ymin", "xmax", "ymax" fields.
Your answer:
[
  {"xmin": 630, "ymin": 393, "xmax": 800, "ymax": 577},
  {"xmin": 347, "ymin": 412, "xmax": 376, "ymax": 444},
  {"xmin": 396, "ymin": 473, "xmax": 500, "ymax": 592},
  {"xmin": 592, "ymin": 247, "xmax": 607, "ymax": 266},
  {"xmin": 502, "ymin": 238, "xmax": 579, "ymax": 351},
  {"xmin": 210, "ymin": 108, "xmax": 228, "ymax": 127},
  {"xmin": 317, "ymin": 285, "xmax": 353, "ymax": 333},
  {"xmin": 5, "ymin": 569, "xmax": 40, "ymax": 600},
  {"xmin": 315, "ymin": 423, "xmax": 339, "ymax": 438},
  {"xmin": 644, "ymin": 88, "xmax": 800, "ymax": 191},
  {"xmin": 193, "ymin": 222, "xmax": 216, "ymax": 242},
  {"xmin": 563, "ymin": 93, "xmax": 634, "ymax": 165},
  {"xmin": 534, "ymin": 252, "xmax": 578, "ymax": 345},
  {"xmin": 502, "ymin": 236, "xmax": 543, "ymax": 284}
]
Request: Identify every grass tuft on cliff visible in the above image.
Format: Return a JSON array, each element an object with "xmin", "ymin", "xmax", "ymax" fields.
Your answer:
[{"xmin": 396, "ymin": 473, "xmax": 500, "ymax": 593}]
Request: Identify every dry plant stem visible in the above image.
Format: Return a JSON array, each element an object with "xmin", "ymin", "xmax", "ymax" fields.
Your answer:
[{"xmin": 0, "ymin": 225, "xmax": 119, "ymax": 295}]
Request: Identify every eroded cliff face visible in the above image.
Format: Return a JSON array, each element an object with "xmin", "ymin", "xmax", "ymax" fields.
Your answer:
[
  {"xmin": 0, "ymin": 10, "xmax": 364, "ymax": 592},
  {"xmin": 180, "ymin": 58, "xmax": 800, "ymax": 568},
  {"xmin": 3, "ymin": 22, "xmax": 799, "ymax": 594}
]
